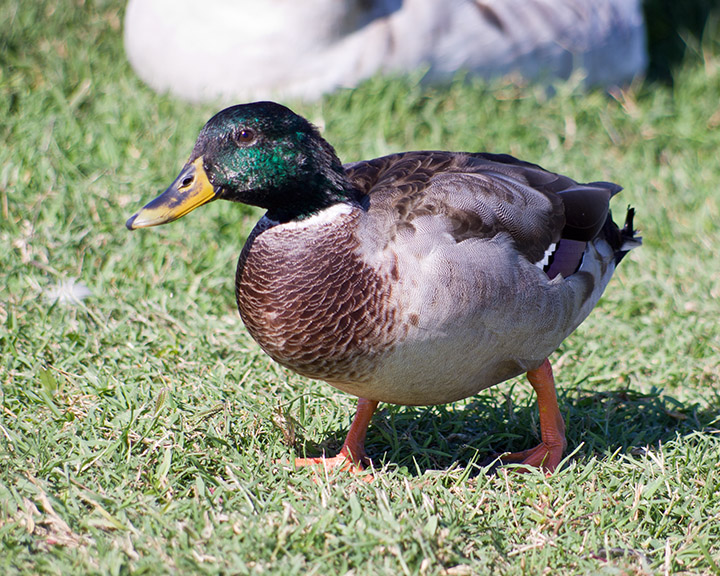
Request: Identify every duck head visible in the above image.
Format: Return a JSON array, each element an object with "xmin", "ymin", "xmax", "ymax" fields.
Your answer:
[{"xmin": 127, "ymin": 101, "xmax": 354, "ymax": 228}]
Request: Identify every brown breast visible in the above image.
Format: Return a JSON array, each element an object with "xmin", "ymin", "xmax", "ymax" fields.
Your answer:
[{"xmin": 234, "ymin": 212, "xmax": 397, "ymax": 385}]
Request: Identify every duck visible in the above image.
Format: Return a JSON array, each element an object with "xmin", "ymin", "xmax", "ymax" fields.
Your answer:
[
  {"xmin": 124, "ymin": 0, "xmax": 647, "ymax": 102},
  {"xmin": 127, "ymin": 101, "xmax": 640, "ymax": 474}
]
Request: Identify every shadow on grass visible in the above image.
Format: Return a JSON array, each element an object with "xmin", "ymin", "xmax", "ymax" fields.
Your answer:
[{"xmin": 296, "ymin": 386, "xmax": 720, "ymax": 475}]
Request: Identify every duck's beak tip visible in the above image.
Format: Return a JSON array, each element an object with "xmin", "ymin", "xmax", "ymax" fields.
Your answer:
[{"xmin": 126, "ymin": 214, "xmax": 138, "ymax": 230}]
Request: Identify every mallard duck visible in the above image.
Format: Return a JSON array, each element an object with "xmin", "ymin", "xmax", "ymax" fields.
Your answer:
[
  {"xmin": 127, "ymin": 101, "xmax": 640, "ymax": 474},
  {"xmin": 124, "ymin": 0, "xmax": 647, "ymax": 102}
]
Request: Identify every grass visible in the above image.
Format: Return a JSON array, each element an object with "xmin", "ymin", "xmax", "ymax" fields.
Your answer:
[{"xmin": 1, "ymin": 0, "xmax": 720, "ymax": 574}]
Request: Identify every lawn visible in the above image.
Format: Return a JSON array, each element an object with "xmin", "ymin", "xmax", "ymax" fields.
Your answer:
[{"xmin": 1, "ymin": 1, "xmax": 719, "ymax": 574}]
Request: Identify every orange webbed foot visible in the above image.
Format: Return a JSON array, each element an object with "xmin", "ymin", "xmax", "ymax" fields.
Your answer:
[
  {"xmin": 295, "ymin": 448, "xmax": 373, "ymax": 482},
  {"xmin": 498, "ymin": 441, "xmax": 565, "ymax": 473},
  {"xmin": 295, "ymin": 398, "xmax": 379, "ymax": 482},
  {"xmin": 495, "ymin": 358, "xmax": 567, "ymax": 474}
]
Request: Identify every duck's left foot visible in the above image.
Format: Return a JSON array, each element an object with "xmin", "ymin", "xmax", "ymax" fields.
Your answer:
[
  {"xmin": 294, "ymin": 398, "xmax": 379, "ymax": 482},
  {"xmin": 295, "ymin": 447, "xmax": 372, "ymax": 479},
  {"xmin": 497, "ymin": 358, "xmax": 567, "ymax": 474}
]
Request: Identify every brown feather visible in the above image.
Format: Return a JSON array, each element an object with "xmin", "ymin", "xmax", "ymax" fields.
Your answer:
[{"xmin": 235, "ymin": 211, "xmax": 397, "ymax": 385}]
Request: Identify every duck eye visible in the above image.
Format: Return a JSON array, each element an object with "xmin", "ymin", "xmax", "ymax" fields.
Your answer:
[{"xmin": 234, "ymin": 128, "xmax": 255, "ymax": 144}]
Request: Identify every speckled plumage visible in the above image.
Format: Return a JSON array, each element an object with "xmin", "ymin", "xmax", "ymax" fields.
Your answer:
[{"xmin": 235, "ymin": 207, "xmax": 396, "ymax": 386}]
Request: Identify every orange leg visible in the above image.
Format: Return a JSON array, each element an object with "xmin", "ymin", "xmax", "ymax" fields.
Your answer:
[
  {"xmin": 295, "ymin": 398, "xmax": 379, "ymax": 477},
  {"xmin": 500, "ymin": 358, "xmax": 567, "ymax": 473}
]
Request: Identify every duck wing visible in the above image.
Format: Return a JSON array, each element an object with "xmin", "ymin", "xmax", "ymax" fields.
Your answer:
[{"xmin": 345, "ymin": 151, "xmax": 620, "ymax": 271}]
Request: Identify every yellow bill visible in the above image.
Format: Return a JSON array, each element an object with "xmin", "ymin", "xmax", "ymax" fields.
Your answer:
[{"xmin": 126, "ymin": 156, "xmax": 216, "ymax": 230}]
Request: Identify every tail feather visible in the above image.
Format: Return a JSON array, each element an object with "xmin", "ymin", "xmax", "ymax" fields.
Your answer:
[{"xmin": 615, "ymin": 206, "xmax": 641, "ymax": 264}]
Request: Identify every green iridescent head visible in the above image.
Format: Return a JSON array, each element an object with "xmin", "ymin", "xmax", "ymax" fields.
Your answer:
[{"xmin": 127, "ymin": 101, "xmax": 355, "ymax": 229}]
